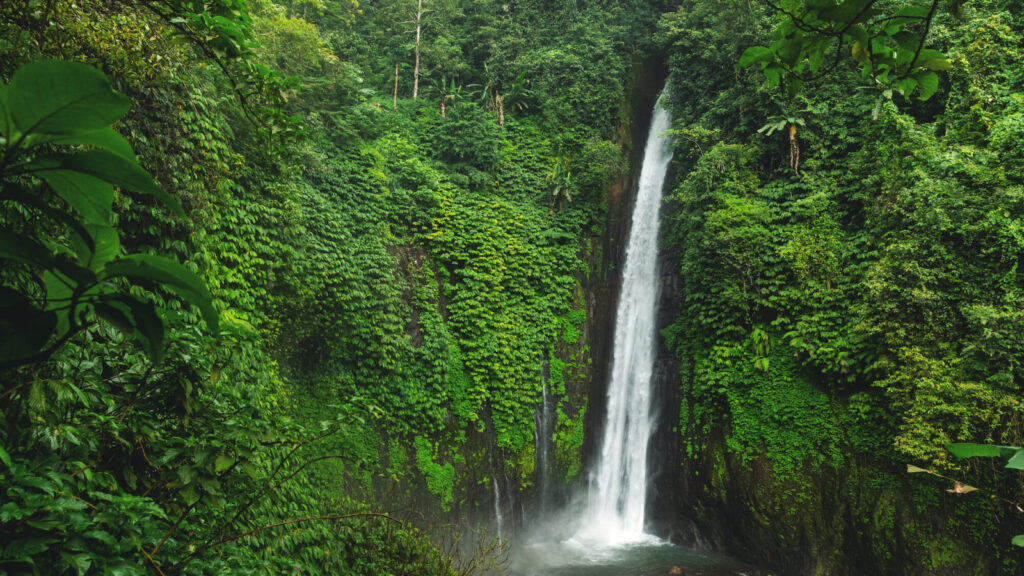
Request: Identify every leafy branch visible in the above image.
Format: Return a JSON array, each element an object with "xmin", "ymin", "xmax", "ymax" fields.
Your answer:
[
  {"xmin": 909, "ymin": 443, "xmax": 1024, "ymax": 548},
  {"xmin": 740, "ymin": 0, "xmax": 964, "ymax": 101}
]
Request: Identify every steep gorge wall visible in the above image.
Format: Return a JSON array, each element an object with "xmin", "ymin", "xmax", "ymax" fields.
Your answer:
[{"xmin": 324, "ymin": 55, "xmax": 673, "ymax": 547}]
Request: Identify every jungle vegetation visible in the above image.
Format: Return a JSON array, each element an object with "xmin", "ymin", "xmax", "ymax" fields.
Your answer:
[{"xmin": 0, "ymin": 0, "xmax": 1022, "ymax": 574}]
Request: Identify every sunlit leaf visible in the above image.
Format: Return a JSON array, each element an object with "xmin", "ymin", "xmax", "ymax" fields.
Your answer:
[
  {"xmin": 947, "ymin": 443, "xmax": 1018, "ymax": 459},
  {"xmin": 1006, "ymin": 449, "xmax": 1024, "ymax": 470},
  {"xmin": 946, "ymin": 481, "xmax": 979, "ymax": 494},
  {"xmin": 921, "ymin": 58, "xmax": 953, "ymax": 71}
]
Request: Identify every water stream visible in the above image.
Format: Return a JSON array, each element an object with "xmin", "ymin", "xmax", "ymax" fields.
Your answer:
[
  {"xmin": 494, "ymin": 475, "xmax": 504, "ymax": 541},
  {"xmin": 509, "ymin": 96, "xmax": 755, "ymax": 576},
  {"xmin": 534, "ymin": 380, "xmax": 554, "ymax": 510}
]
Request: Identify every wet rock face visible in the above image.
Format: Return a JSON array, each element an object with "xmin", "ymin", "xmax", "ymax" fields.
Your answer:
[{"xmin": 645, "ymin": 187, "xmax": 683, "ymax": 539}]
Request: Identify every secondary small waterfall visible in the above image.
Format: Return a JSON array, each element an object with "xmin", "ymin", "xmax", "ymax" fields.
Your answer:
[
  {"xmin": 534, "ymin": 379, "xmax": 555, "ymax": 510},
  {"xmin": 580, "ymin": 96, "xmax": 673, "ymax": 543},
  {"xmin": 493, "ymin": 475, "xmax": 505, "ymax": 540}
]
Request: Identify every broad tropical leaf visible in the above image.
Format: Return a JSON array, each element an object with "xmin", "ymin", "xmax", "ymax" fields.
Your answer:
[
  {"xmin": 104, "ymin": 254, "xmax": 219, "ymax": 333},
  {"xmin": 947, "ymin": 443, "xmax": 1018, "ymax": 459},
  {"xmin": 50, "ymin": 126, "xmax": 136, "ymax": 160},
  {"xmin": 37, "ymin": 170, "xmax": 115, "ymax": 225},
  {"xmin": 38, "ymin": 151, "xmax": 184, "ymax": 217},
  {"xmin": 5, "ymin": 60, "xmax": 129, "ymax": 139}
]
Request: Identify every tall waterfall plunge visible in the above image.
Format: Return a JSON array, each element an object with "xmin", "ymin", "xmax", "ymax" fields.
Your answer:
[
  {"xmin": 510, "ymin": 98, "xmax": 750, "ymax": 574},
  {"xmin": 580, "ymin": 97, "xmax": 673, "ymax": 544}
]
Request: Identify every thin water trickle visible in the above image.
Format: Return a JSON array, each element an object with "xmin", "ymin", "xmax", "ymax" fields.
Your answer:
[
  {"xmin": 534, "ymin": 381, "xmax": 554, "ymax": 509},
  {"xmin": 493, "ymin": 475, "xmax": 504, "ymax": 541}
]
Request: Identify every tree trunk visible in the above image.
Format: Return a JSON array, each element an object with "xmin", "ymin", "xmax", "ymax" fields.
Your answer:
[
  {"xmin": 413, "ymin": 0, "xmax": 423, "ymax": 100},
  {"xmin": 496, "ymin": 93, "xmax": 505, "ymax": 126},
  {"xmin": 393, "ymin": 62, "xmax": 399, "ymax": 110},
  {"xmin": 789, "ymin": 124, "xmax": 800, "ymax": 174}
]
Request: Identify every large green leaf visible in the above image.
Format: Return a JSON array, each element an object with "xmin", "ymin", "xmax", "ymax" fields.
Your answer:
[
  {"xmin": 71, "ymin": 224, "xmax": 120, "ymax": 272},
  {"xmin": 1006, "ymin": 449, "xmax": 1024, "ymax": 471},
  {"xmin": 49, "ymin": 126, "xmax": 136, "ymax": 160},
  {"xmin": 104, "ymin": 254, "xmax": 219, "ymax": 334},
  {"xmin": 947, "ymin": 443, "xmax": 1019, "ymax": 459},
  {"xmin": 1013, "ymin": 535, "xmax": 1024, "ymax": 548},
  {"xmin": 913, "ymin": 70, "xmax": 940, "ymax": 101},
  {"xmin": 37, "ymin": 170, "xmax": 114, "ymax": 225},
  {"xmin": 43, "ymin": 269, "xmax": 75, "ymax": 336},
  {"xmin": 895, "ymin": 5, "xmax": 931, "ymax": 19},
  {"xmin": 739, "ymin": 46, "xmax": 774, "ymax": 67},
  {"xmin": 38, "ymin": 151, "xmax": 184, "ymax": 217},
  {"xmin": 897, "ymin": 78, "xmax": 918, "ymax": 98},
  {"xmin": 921, "ymin": 58, "xmax": 952, "ymax": 72},
  {"xmin": 0, "ymin": 83, "xmax": 9, "ymax": 143},
  {"xmin": 6, "ymin": 60, "xmax": 129, "ymax": 139}
]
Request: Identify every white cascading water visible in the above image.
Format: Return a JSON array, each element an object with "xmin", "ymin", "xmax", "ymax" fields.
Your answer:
[
  {"xmin": 579, "ymin": 97, "xmax": 673, "ymax": 545},
  {"xmin": 494, "ymin": 475, "xmax": 505, "ymax": 540},
  {"xmin": 534, "ymin": 381, "xmax": 554, "ymax": 509}
]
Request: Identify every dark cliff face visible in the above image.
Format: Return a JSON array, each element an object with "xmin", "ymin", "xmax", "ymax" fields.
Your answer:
[{"xmin": 646, "ymin": 164, "xmax": 683, "ymax": 538}]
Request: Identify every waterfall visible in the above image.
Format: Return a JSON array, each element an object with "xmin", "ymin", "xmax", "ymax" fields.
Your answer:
[
  {"xmin": 534, "ymin": 380, "xmax": 554, "ymax": 510},
  {"xmin": 580, "ymin": 96, "xmax": 673, "ymax": 544},
  {"xmin": 493, "ymin": 475, "xmax": 504, "ymax": 540}
]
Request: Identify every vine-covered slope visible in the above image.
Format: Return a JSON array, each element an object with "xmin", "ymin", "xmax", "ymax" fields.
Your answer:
[
  {"xmin": 659, "ymin": 1, "xmax": 1024, "ymax": 573},
  {"xmin": 0, "ymin": 0, "xmax": 657, "ymax": 573}
]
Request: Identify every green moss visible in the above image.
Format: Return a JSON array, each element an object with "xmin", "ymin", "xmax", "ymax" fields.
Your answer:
[
  {"xmin": 555, "ymin": 401, "xmax": 587, "ymax": 482},
  {"xmin": 414, "ymin": 436, "xmax": 456, "ymax": 511}
]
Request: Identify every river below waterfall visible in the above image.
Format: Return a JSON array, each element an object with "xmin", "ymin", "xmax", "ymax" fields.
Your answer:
[{"xmin": 508, "ymin": 538, "xmax": 758, "ymax": 576}]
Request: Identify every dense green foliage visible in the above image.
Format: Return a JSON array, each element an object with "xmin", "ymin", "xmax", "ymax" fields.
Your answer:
[
  {"xmin": 5, "ymin": 0, "xmax": 1023, "ymax": 573},
  {"xmin": 660, "ymin": 0, "xmax": 1024, "ymax": 571},
  {"xmin": 0, "ymin": 0, "xmax": 651, "ymax": 572}
]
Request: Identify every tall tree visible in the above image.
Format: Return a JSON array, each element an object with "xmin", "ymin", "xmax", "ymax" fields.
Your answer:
[{"xmin": 412, "ymin": 0, "xmax": 426, "ymax": 99}]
